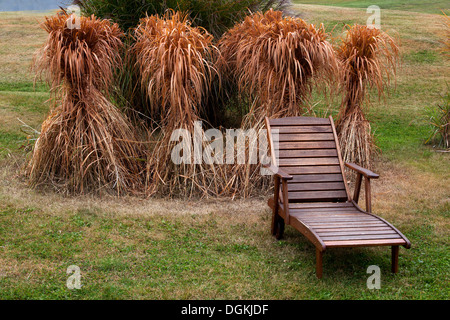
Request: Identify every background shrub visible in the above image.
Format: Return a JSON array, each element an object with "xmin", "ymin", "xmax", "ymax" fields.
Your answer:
[{"xmin": 80, "ymin": 0, "xmax": 292, "ymax": 38}]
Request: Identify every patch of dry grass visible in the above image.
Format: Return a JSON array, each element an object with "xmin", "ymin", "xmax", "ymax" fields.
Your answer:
[
  {"xmin": 372, "ymin": 161, "xmax": 449, "ymax": 235},
  {"xmin": 0, "ymin": 11, "xmax": 50, "ymax": 84}
]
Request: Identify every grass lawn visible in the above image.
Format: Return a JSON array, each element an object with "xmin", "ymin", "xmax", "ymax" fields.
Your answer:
[
  {"xmin": 0, "ymin": 3, "xmax": 449, "ymax": 299},
  {"xmin": 292, "ymin": 0, "xmax": 449, "ymax": 14}
]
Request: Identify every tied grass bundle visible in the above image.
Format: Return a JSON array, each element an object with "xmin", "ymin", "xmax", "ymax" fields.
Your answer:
[
  {"xmin": 218, "ymin": 9, "xmax": 339, "ymax": 126},
  {"xmin": 133, "ymin": 11, "xmax": 218, "ymax": 128},
  {"xmin": 134, "ymin": 11, "xmax": 224, "ymax": 197},
  {"xmin": 35, "ymin": 13, "xmax": 123, "ymax": 96},
  {"xmin": 29, "ymin": 13, "xmax": 144, "ymax": 194},
  {"xmin": 336, "ymin": 24, "xmax": 399, "ymax": 168}
]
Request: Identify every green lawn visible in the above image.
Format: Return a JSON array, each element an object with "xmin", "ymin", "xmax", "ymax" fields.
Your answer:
[
  {"xmin": 293, "ymin": 0, "xmax": 449, "ymax": 14},
  {"xmin": 0, "ymin": 3, "xmax": 449, "ymax": 300},
  {"xmin": 0, "ymin": 202, "xmax": 447, "ymax": 299}
]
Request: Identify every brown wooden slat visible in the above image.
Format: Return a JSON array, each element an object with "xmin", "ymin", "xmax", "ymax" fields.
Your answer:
[
  {"xmin": 324, "ymin": 239, "xmax": 407, "ymax": 247},
  {"xmin": 302, "ymin": 217, "xmax": 378, "ymax": 224},
  {"xmin": 289, "ymin": 206, "xmax": 361, "ymax": 214},
  {"xmin": 307, "ymin": 221, "xmax": 385, "ymax": 227},
  {"xmin": 279, "ymin": 157, "xmax": 339, "ymax": 166},
  {"xmin": 307, "ymin": 218, "xmax": 381, "ymax": 224},
  {"xmin": 311, "ymin": 223, "xmax": 386, "ymax": 229},
  {"xmin": 284, "ymin": 166, "xmax": 342, "ymax": 175},
  {"xmin": 269, "ymin": 117, "xmax": 330, "ymax": 126},
  {"xmin": 279, "ymin": 133, "xmax": 335, "ymax": 142},
  {"xmin": 278, "ymin": 149, "xmax": 338, "ymax": 158},
  {"xmin": 330, "ymin": 116, "xmax": 351, "ymax": 201},
  {"xmin": 320, "ymin": 234, "xmax": 401, "ymax": 241},
  {"xmin": 317, "ymin": 230, "xmax": 398, "ymax": 236},
  {"xmin": 288, "ymin": 190, "xmax": 348, "ymax": 200},
  {"xmin": 294, "ymin": 215, "xmax": 362, "ymax": 220},
  {"xmin": 287, "ymin": 182, "xmax": 346, "ymax": 192},
  {"xmin": 266, "ymin": 117, "xmax": 278, "ymax": 167},
  {"xmin": 294, "ymin": 209, "xmax": 362, "ymax": 214},
  {"xmin": 270, "ymin": 125, "xmax": 332, "ymax": 134},
  {"xmin": 297, "ymin": 212, "xmax": 370, "ymax": 218},
  {"xmin": 296, "ymin": 209, "xmax": 363, "ymax": 215},
  {"xmin": 276, "ymin": 141, "xmax": 336, "ymax": 150},
  {"xmin": 300, "ymin": 214, "xmax": 376, "ymax": 220},
  {"xmin": 289, "ymin": 174, "xmax": 344, "ymax": 183},
  {"xmin": 288, "ymin": 202, "xmax": 352, "ymax": 209},
  {"xmin": 290, "ymin": 207, "xmax": 359, "ymax": 213},
  {"xmin": 293, "ymin": 214, "xmax": 364, "ymax": 220},
  {"xmin": 313, "ymin": 226, "xmax": 393, "ymax": 232}
]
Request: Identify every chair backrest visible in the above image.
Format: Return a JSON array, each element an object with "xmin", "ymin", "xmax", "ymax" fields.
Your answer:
[{"xmin": 266, "ymin": 116, "xmax": 351, "ymax": 203}]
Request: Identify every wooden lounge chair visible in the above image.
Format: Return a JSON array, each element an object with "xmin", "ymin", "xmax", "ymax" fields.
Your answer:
[{"xmin": 265, "ymin": 116, "xmax": 411, "ymax": 278}]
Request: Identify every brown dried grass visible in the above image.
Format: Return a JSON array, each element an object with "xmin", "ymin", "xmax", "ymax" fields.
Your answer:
[
  {"xmin": 137, "ymin": 9, "xmax": 341, "ymax": 198},
  {"xmin": 134, "ymin": 11, "xmax": 239, "ymax": 198},
  {"xmin": 336, "ymin": 24, "xmax": 399, "ymax": 168},
  {"xmin": 28, "ymin": 13, "xmax": 144, "ymax": 195},
  {"xmin": 218, "ymin": 9, "xmax": 339, "ymax": 126},
  {"xmin": 34, "ymin": 13, "xmax": 123, "ymax": 97},
  {"xmin": 133, "ymin": 11, "xmax": 218, "ymax": 128}
]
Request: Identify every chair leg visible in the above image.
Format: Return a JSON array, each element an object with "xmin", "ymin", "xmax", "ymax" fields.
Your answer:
[
  {"xmin": 275, "ymin": 218, "xmax": 285, "ymax": 240},
  {"xmin": 391, "ymin": 246, "xmax": 399, "ymax": 274},
  {"xmin": 271, "ymin": 208, "xmax": 277, "ymax": 236},
  {"xmin": 316, "ymin": 248, "xmax": 323, "ymax": 279},
  {"xmin": 271, "ymin": 205, "xmax": 285, "ymax": 240}
]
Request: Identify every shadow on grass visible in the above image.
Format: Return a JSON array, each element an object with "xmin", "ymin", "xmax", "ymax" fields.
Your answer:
[{"xmin": 279, "ymin": 227, "xmax": 394, "ymax": 281}]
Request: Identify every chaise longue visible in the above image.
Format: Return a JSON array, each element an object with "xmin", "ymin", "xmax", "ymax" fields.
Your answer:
[{"xmin": 265, "ymin": 115, "xmax": 411, "ymax": 278}]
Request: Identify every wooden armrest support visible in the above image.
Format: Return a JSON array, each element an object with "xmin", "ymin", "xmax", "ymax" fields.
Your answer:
[
  {"xmin": 265, "ymin": 164, "xmax": 291, "ymax": 225},
  {"xmin": 345, "ymin": 163, "xmax": 378, "ymax": 213},
  {"xmin": 263, "ymin": 164, "xmax": 293, "ymax": 180},
  {"xmin": 345, "ymin": 162, "xmax": 379, "ymax": 179}
]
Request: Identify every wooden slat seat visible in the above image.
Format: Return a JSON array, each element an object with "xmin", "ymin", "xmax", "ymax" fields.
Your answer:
[
  {"xmin": 269, "ymin": 199, "xmax": 409, "ymax": 249},
  {"xmin": 291, "ymin": 205, "xmax": 405, "ymax": 246},
  {"xmin": 265, "ymin": 116, "xmax": 411, "ymax": 278}
]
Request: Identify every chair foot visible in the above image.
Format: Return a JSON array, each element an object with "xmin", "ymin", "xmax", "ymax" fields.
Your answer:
[
  {"xmin": 275, "ymin": 217, "xmax": 284, "ymax": 240},
  {"xmin": 275, "ymin": 217, "xmax": 285, "ymax": 240},
  {"xmin": 391, "ymin": 246, "xmax": 399, "ymax": 274},
  {"xmin": 271, "ymin": 211, "xmax": 277, "ymax": 236},
  {"xmin": 272, "ymin": 210, "xmax": 285, "ymax": 240},
  {"xmin": 316, "ymin": 248, "xmax": 323, "ymax": 279}
]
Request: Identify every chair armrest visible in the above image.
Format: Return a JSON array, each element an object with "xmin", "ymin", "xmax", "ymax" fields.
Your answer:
[
  {"xmin": 263, "ymin": 164, "xmax": 293, "ymax": 180},
  {"xmin": 345, "ymin": 162, "xmax": 379, "ymax": 179}
]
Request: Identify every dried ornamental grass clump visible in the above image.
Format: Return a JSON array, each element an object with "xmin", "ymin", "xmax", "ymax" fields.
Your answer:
[
  {"xmin": 134, "ymin": 12, "xmax": 228, "ymax": 197},
  {"xmin": 336, "ymin": 24, "xmax": 399, "ymax": 168},
  {"xmin": 35, "ymin": 13, "xmax": 122, "ymax": 94},
  {"xmin": 29, "ymin": 13, "xmax": 144, "ymax": 195},
  {"xmin": 133, "ymin": 11, "xmax": 218, "ymax": 128},
  {"xmin": 218, "ymin": 9, "xmax": 339, "ymax": 126},
  {"xmin": 210, "ymin": 10, "xmax": 340, "ymax": 199}
]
